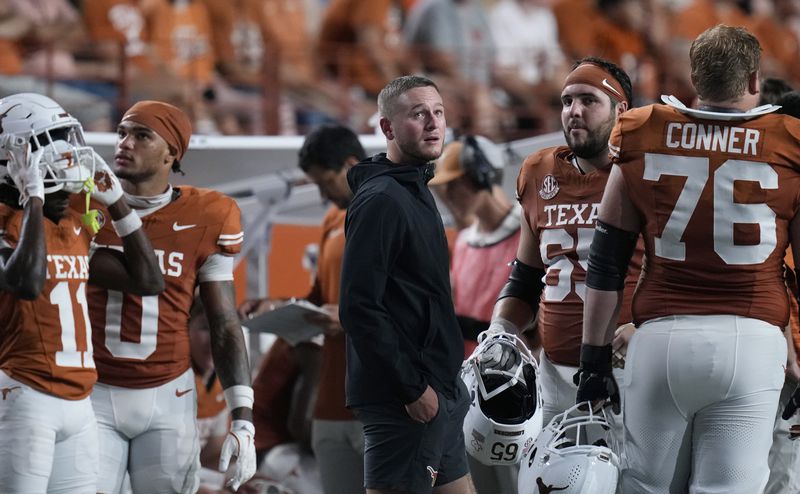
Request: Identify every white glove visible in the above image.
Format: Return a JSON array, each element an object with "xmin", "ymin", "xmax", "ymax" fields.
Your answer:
[
  {"xmin": 84, "ymin": 150, "xmax": 123, "ymax": 206},
  {"xmin": 219, "ymin": 419, "xmax": 256, "ymax": 491},
  {"xmin": 479, "ymin": 320, "xmax": 520, "ymax": 369},
  {"xmin": 6, "ymin": 142, "xmax": 45, "ymax": 206}
]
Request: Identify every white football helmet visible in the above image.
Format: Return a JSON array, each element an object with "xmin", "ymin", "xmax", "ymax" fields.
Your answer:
[
  {"xmin": 518, "ymin": 402, "xmax": 620, "ymax": 494},
  {"xmin": 461, "ymin": 330, "xmax": 543, "ymax": 466},
  {"xmin": 0, "ymin": 93, "xmax": 95, "ymax": 194}
]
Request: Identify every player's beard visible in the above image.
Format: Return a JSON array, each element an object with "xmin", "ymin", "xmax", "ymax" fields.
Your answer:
[{"xmin": 565, "ymin": 110, "xmax": 617, "ymax": 160}]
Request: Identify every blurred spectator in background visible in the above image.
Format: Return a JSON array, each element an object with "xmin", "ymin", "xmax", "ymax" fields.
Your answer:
[
  {"xmin": 552, "ymin": 0, "xmax": 599, "ymax": 61},
  {"xmin": 669, "ymin": 0, "xmax": 753, "ymax": 41},
  {"xmin": 202, "ymin": 0, "xmax": 345, "ymax": 134},
  {"xmin": 759, "ymin": 77, "xmax": 794, "ymax": 106},
  {"xmin": 0, "ymin": 0, "xmax": 113, "ymax": 129},
  {"xmin": 428, "ymin": 135, "xmax": 523, "ymax": 493},
  {"xmin": 489, "ymin": 0, "xmax": 567, "ymax": 134},
  {"xmin": 593, "ymin": 0, "xmax": 665, "ymax": 104},
  {"xmin": 81, "ymin": 0, "xmax": 181, "ymax": 107},
  {"xmin": 317, "ymin": 0, "xmax": 412, "ymax": 131},
  {"xmin": 752, "ymin": 0, "xmax": 800, "ymax": 86},
  {"xmin": 404, "ymin": 0, "xmax": 500, "ymax": 138}
]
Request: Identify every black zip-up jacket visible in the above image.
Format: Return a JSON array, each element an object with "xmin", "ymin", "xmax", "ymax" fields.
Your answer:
[{"xmin": 339, "ymin": 153, "xmax": 464, "ymax": 407}]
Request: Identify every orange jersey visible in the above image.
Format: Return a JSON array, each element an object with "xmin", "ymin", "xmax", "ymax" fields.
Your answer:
[
  {"xmin": 82, "ymin": 0, "xmax": 168, "ymax": 71},
  {"xmin": 517, "ymin": 147, "xmax": 642, "ymax": 365},
  {"xmin": 612, "ymin": 105, "xmax": 800, "ymax": 328},
  {"xmin": 309, "ymin": 207, "xmax": 352, "ymax": 420},
  {"xmin": 0, "ymin": 206, "xmax": 96, "ymax": 399},
  {"xmin": 88, "ymin": 186, "xmax": 243, "ymax": 388},
  {"xmin": 150, "ymin": 0, "xmax": 215, "ymax": 85}
]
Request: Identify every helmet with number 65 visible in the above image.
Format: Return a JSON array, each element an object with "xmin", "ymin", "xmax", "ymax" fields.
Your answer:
[
  {"xmin": 460, "ymin": 330, "xmax": 543, "ymax": 466},
  {"xmin": 0, "ymin": 93, "xmax": 95, "ymax": 194},
  {"xmin": 518, "ymin": 402, "xmax": 619, "ymax": 494}
]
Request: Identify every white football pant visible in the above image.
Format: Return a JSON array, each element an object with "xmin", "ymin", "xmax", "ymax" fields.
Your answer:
[
  {"xmin": 621, "ymin": 315, "xmax": 785, "ymax": 494},
  {"xmin": 0, "ymin": 371, "xmax": 98, "ymax": 493},
  {"xmin": 92, "ymin": 368, "xmax": 200, "ymax": 494},
  {"xmin": 538, "ymin": 351, "xmax": 625, "ymax": 451},
  {"xmin": 765, "ymin": 376, "xmax": 800, "ymax": 494}
]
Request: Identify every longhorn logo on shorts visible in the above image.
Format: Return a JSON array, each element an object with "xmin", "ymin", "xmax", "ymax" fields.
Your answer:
[
  {"xmin": 1, "ymin": 386, "xmax": 20, "ymax": 400},
  {"xmin": 426, "ymin": 466, "xmax": 438, "ymax": 487},
  {"xmin": 539, "ymin": 175, "xmax": 559, "ymax": 200},
  {"xmin": 536, "ymin": 477, "xmax": 568, "ymax": 493}
]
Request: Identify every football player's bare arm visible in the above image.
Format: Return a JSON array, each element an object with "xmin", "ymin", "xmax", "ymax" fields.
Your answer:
[
  {"xmin": 490, "ymin": 217, "xmax": 544, "ymax": 335},
  {"xmin": 0, "ymin": 197, "xmax": 45, "ymax": 299},
  {"xmin": 88, "ymin": 197, "xmax": 164, "ymax": 296},
  {"xmin": 583, "ymin": 165, "xmax": 640, "ymax": 346},
  {"xmin": 201, "ymin": 280, "xmax": 252, "ymax": 421}
]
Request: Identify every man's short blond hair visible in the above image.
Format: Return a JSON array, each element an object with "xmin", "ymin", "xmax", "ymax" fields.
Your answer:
[
  {"xmin": 690, "ymin": 25, "xmax": 761, "ymax": 102},
  {"xmin": 378, "ymin": 75, "xmax": 439, "ymax": 118}
]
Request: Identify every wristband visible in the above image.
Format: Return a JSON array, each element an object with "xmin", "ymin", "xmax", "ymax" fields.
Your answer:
[
  {"xmin": 224, "ymin": 385, "xmax": 254, "ymax": 410},
  {"xmin": 579, "ymin": 343, "xmax": 613, "ymax": 373},
  {"xmin": 487, "ymin": 318, "xmax": 520, "ymax": 335},
  {"xmin": 111, "ymin": 210, "xmax": 142, "ymax": 237}
]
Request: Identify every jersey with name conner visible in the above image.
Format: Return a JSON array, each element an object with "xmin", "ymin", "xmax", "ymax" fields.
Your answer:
[{"xmin": 611, "ymin": 104, "xmax": 800, "ymax": 327}]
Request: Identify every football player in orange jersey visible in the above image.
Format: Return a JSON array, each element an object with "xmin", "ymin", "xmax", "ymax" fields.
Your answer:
[
  {"xmin": 578, "ymin": 25, "xmax": 800, "ymax": 493},
  {"xmin": 85, "ymin": 101, "xmax": 255, "ymax": 493},
  {"xmin": 485, "ymin": 57, "xmax": 638, "ymax": 440},
  {"xmin": 0, "ymin": 93, "xmax": 163, "ymax": 493}
]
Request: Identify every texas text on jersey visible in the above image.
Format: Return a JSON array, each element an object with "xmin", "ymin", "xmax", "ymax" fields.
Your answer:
[
  {"xmin": 86, "ymin": 185, "xmax": 243, "ymax": 387},
  {"xmin": 516, "ymin": 146, "xmax": 642, "ymax": 365},
  {"xmin": 0, "ymin": 205, "xmax": 96, "ymax": 399}
]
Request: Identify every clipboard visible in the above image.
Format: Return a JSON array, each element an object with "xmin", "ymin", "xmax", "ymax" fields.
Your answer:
[{"xmin": 242, "ymin": 299, "xmax": 330, "ymax": 346}]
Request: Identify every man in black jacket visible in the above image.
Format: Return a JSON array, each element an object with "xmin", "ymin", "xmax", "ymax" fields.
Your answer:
[{"xmin": 339, "ymin": 75, "xmax": 475, "ymax": 494}]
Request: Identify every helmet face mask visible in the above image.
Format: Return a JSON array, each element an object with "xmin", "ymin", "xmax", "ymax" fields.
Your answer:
[
  {"xmin": 0, "ymin": 93, "xmax": 95, "ymax": 195},
  {"xmin": 518, "ymin": 402, "xmax": 620, "ymax": 494},
  {"xmin": 461, "ymin": 331, "xmax": 543, "ymax": 466}
]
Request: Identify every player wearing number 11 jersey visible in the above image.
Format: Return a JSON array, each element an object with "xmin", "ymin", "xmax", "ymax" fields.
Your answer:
[
  {"xmin": 578, "ymin": 26, "xmax": 800, "ymax": 493},
  {"xmin": 0, "ymin": 93, "xmax": 163, "ymax": 493}
]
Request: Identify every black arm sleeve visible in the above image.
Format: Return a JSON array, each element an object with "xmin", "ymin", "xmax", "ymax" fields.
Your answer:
[
  {"xmin": 585, "ymin": 220, "xmax": 638, "ymax": 291},
  {"xmin": 496, "ymin": 258, "xmax": 545, "ymax": 313}
]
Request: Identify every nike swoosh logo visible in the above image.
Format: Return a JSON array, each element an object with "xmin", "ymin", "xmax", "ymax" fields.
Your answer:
[
  {"xmin": 175, "ymin": 388, "xmax": 193, "ymax": 397},
  {"xmin": 602, "ymin": 78, "xmax": 623, "ymax": 98},
  {"xmin": 172, "ymin": 222, "xmax": 196, "ymax": 231},
  {"xmin": 73, "ymin": 226, "xmax": 81, "ymax": 236}
]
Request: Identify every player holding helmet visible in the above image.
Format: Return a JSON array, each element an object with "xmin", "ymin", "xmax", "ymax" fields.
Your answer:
[
  {"xmin": 0, "ymin": 92, "xmax": 163, "ymax": 493},
  {"xmin": 485, "ymin": 57, "xmax": 640, "ymax": 430},
  {"xmin": 460, "ymin": 330, "xmax": 543, "ymax": 470}
]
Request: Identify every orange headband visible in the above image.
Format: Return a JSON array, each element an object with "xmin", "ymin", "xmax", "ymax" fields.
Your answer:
[
  {"xmin": 563, "ymin": 63, "xmax": 628, "ymax": 105},
  {"xmin": 121, "ymin": 101, "xmax": 193, "ymax": 160}
]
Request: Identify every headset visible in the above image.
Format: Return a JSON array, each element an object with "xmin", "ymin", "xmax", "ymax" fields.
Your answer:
[{"xmin": 460, "ymin": 135, "xmax": 501, "ymax": 191}]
